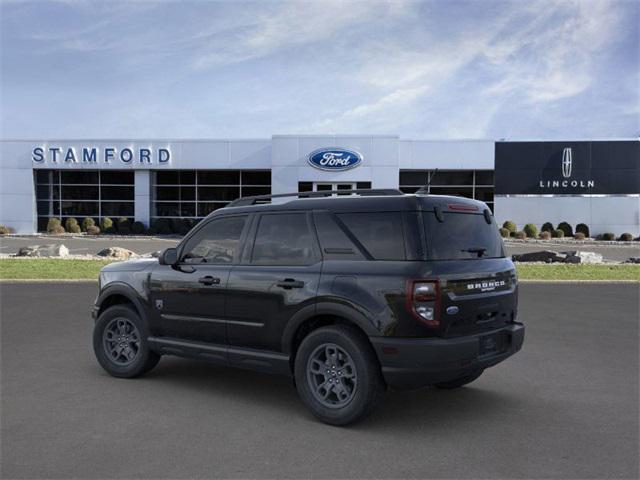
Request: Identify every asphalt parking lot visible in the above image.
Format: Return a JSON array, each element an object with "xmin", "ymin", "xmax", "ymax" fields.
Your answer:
[
  {"xmin": 1, "ymin": 283, "xmax": 638, "ymax": 479},
  {"xmin": 1, "ymin": 236, "xmax": 638, "ymax": 262}
]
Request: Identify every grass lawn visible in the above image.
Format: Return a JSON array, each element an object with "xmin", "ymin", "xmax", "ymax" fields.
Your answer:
[
  {"xmin": 0, "ymin": 258, "xmax": 638, "ymax": 281},
  {"xmin": 0, "ymin": 259, "xmax": 114, "ymax": 280}
]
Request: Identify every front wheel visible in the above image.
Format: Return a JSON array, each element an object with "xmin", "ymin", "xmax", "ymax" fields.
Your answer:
[
  {"xmin": 294, "ymin": 325, "xmax": 384, "ymax": 426},
  {"xmin": 93, "ymin": 304, "xmax": 160, "ymax": 378},
  {"xmin": 434, "ymin": 369, "xmax": 483, "ymax": 389}
]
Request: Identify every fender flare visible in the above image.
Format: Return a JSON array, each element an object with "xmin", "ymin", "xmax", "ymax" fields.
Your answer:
[
  {"xmin": 95, "ymin": 282, "xmax": 149, "ymax": 324},
  {"xmin": 281, "ymin": 301, "xmax": 379, "ymax": 354}
]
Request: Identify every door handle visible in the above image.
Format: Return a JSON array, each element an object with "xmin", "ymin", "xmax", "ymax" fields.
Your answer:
[
  {"xmin": 198, "ymin": 276, "xmax": 221, "ymax": 286},
  {"xmin": 276, "ymin": 278, "xmax": 305, "ymax": 289}
]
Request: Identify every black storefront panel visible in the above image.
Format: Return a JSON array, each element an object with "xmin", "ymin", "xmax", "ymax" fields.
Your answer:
[{"xmin": 495, "ymin": 141, "xmax": 640, "ymax": 195}]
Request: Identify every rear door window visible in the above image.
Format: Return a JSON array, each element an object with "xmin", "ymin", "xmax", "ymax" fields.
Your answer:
[
  {"xmin": 423, "ymin": 212, "xmax": 504, "ymax": 260},
  {"xmin": 336, "ymin": 212, "xmax": 406, "ymax": 260},
  {"xmin": 251, "ymin": 213, "xmax": 319, "ymax": 265}
]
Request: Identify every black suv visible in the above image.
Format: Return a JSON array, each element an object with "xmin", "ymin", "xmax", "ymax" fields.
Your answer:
[{"xmin": 92, "ymin": 189, "xmax": 524, "ymax": 425}]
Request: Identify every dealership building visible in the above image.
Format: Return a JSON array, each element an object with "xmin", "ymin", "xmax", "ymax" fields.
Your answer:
[{"xmin": 0, "ymin": 136, "xmax": 638, "ymax": 235}]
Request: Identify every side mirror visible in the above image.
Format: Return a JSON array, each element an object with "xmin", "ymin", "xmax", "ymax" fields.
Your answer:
[{"xmin": 159, "ymin": 247, "xmax": 178, "ymax": 266}]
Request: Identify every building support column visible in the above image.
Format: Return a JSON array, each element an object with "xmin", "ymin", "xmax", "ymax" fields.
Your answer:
[{"xmin": 134, "ymin": 170, "xmax": 151, "ymax": 227}]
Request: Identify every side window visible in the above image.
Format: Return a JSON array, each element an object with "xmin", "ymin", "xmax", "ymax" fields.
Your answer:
[
  {"xmin": 336, "ymin": 212, "xmax": 406, "ymax": 260},
  {"xmin": 251, "ymin": 213, "xmax": 318, "ymax": 265},
  {"xmin": 181, "ymin": 216, "xmax": 247, "ymax": 264}
]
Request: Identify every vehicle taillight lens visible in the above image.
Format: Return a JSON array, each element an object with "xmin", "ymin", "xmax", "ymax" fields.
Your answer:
[{"xmin": 407, "ymin": 280, "xmax": 440, "ymax": 327}]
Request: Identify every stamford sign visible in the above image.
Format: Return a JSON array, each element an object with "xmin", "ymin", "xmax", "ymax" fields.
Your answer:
[
  {"xmin": 32, "ymin": 146, "xmax": 171, "ymax": 165},
  {"xmin": 307, "ymin": 147, "xmax": 362, "ymax": 171}
]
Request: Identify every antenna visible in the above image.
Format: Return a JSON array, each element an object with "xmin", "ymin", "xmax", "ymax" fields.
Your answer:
[{"xmin": 416, "ymin": 169, "xmax": 438, "ymax": 195}]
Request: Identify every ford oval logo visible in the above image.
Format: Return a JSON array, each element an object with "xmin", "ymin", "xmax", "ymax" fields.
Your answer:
[{"xmin": 307, "ymin": 148, "xmax": 362, "ymax": 171}]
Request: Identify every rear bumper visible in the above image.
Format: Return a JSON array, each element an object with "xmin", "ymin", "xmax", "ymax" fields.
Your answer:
[{"xmin": 370, "ymin": 323, "xmax": 524, "ymax": 390}]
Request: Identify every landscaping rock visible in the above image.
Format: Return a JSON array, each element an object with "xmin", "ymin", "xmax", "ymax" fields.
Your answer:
[
  {"xmin": 561, "ymin": 251, "xmax": 604, "ymax": 264},
  {"xmin": 96, "ymin": 247, "xmax": 137, "ymax": 259},
  {"xmin": 624, "ymin": 257, "xmax": 640, "ymax": 264},
  {"xmin": 512, "ymin": 250, "xmax": 567, "ymax": 263},
  {"xmin": 17, "ymin": 244, "xmax": 69, "ymax": 257}
]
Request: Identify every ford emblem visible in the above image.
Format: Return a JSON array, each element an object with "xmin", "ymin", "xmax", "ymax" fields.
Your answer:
[
  {"xmin": 307, "ymin": 148, "xmax": 362, "ymax": 171},
  {"xmin": 446, "ymin": 306, "xmax": 459, "ymax": 315}
]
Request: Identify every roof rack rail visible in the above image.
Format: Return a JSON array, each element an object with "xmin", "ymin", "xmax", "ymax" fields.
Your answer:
[{"xmin": 227, "ymin": 188, "xmax": 404, "ymax": 207}]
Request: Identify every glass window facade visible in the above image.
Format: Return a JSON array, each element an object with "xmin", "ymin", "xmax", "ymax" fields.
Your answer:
[
  {"xmin": 35, "ymin": 170, "xmax": 134, "ymax": 231},
  {"xmin": 399, "ymin": 170, "xmax": 495, "ymax": 211},
  {"xmin": 151, "ymin": 170, "xmax": 271, "ymax": 219}
]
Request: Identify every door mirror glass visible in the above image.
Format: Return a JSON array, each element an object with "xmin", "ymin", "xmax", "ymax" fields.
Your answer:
[{"xmin": 159, "ymin": 247, "xmax": 178, "ymax": 266}]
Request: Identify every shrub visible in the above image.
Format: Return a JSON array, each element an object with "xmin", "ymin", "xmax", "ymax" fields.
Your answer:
[
  {"xmin": 117, "ymin": 217, "xmax": 131, "ymax": 234},
  {"xmin": 46, "ymin": 218, "xmax": 62, "ymax": 233},
  {"xmin": 502, "ymin": 220, "xmax": 517, "ymax": 234},
  {"xmin": 0, "ymin": 224, "xmax": 14, "ymax": 234},
  {"xmin": 131, "ymin": 221, "xmax": 146, "ymax": 234},
  {"xmin": 575, "ymin": 223, "xmax": 590, "ymax": 238},
  {"xmin": 574, "ymin": 232, "xmax": 586, "ymax": 240},
  {"xmin": 541, "ymin": 222, "xmax": 554, "ymax": 233},
  {"xmin": 618, "ymin": 233, "xmax": 633, "ymax": 242},
  {"xmin": 101, "ymin": 217, "xmax": 114, "ymax": 233},
  {"xmin": 81, "ymin": 217, "xmax": 96, "ymax": 231},
  {"xmin": 539, "ymin": 231, "xmax": 551, "ymax": 240},
  {"xmin": 50, "ymin": 225, "xmax": 66, "ymax": 235},
  {"xmin": 499, "ymin": 227, "xmax": 510, "ymax": 238},
  {"xmin": 557, "ymin": 221, "xmax": 573, "ymax": 238},
  {"xmin": 86, "ymin": 225, "xmax": 101, "ymax": 235},
  {"xmin": 64, "ymin": 217, "xmax": 81, "ymax": 234},
  {"xmin": 523, "ymin": 223, "xmax": 538, "ymax": 238},
  {"xmin": 552, "ymin": 229, "xmax": 565, "ymax": 238},
  {"xmin": 514, "ymin": 231, "xmax": 527, "ymax": 240},
  {"xmin": 598, "ymin": 232, "xmax": 615, "ymax": 241},
  {"xmin": 152, "ymin": 218, "xmax": 172, "ymax": 235}
]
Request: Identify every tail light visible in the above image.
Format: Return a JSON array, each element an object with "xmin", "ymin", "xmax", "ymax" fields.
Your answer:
[{"xmin": 407, "ymin": 280, "xmax": 440, "ymax": 328}]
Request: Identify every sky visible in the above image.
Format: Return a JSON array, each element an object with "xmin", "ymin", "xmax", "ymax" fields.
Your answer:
[{"xmin": 1, "ymin": 0, "xmax": 638, "ymax": 140}]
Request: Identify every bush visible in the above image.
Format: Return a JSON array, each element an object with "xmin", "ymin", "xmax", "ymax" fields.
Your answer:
[
  {"xmin": 539, "ymin": 231, "xmax": 551, "ymax": 240},
  {"xmin": 514, "ymin": 231, "xmax": 527, "ymax": 240},
  {"xmin": 523, "ymin": 223, "xmax": 538, "ymax": 238},
  {"xmin": 618, "ymin": 233, "xmax": 633, "ymax": 242},
  {"xmin": 152, "ymin": 218, "xmax": 172, "ymax": 235},
  {"xmin": 116, "ymin": 217, "xmax": 131, "ymax": 234},
  {"xmin": 0, "ymin": 224, "xmax": 14, "ymax": 234},
  {"xmin": 86, "ymin": 225, "xmax": 101, "ymax": 235},
  {"xmin": 541, "ymin": 222, "xmax": 554, "ymax": 233},
  {"xmin": 499, "ymin": 227, "xmax": 510, "ymax": 238},
  {"xmin": 64, "ymin": 218, "xmax": 81, "ymax": 234},
  {"xmin": 502, "ymin": 220, "xmax": 517, "ymax": 234},
  {"xmin": 131, "ymin": 221, "xmax": 146, "ymax": 234},
  {"xmin": 598, "ymin": 232, "xmax": 615, "ymax": 241},
  {"xmin": 100, "ymin": 217, "xmax": 114, "ymax": 233},
  {"xmin": 574, "ymin": 232, "xmax": 586, "ymax": 240},
  {"xmin": 46, "ymin": 218, "xmax": 62, "ymax": 233},
  {"xmin": 575, "ymin": 223, "xmax": 590, "ymax": 238},
  {"xmin": 557, "ymin": 221, "xmax": 573, "ymax": 238},
  {"xmin": 50, "ymin": 225, "xmax": 66, "ymax": 235},
  {"xmin": 552, "ymin": 229, "xmax": 565, "ymax": 238},
  {"xmin": 81, "ymin": 217, "xmax": 96, "ymax": 232}
]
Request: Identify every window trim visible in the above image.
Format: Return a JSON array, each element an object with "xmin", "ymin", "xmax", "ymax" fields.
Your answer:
[{"xmin": 245, "ymin": 211, "xmax": 321, "ymax": 267}]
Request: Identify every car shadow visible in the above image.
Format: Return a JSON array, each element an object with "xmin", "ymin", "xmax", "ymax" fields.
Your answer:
[{"xmin": 136, "ymin": 356, "xmax": 526, "ymax": 430}]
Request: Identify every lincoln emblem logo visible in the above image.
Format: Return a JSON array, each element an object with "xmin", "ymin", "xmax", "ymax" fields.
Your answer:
[{"xmin": 561, "ymin": 147, "xmax": 572, "ymax": 178}]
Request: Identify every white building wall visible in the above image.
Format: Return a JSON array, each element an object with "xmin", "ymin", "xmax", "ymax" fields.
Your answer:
[
  {"xmin": 0, "ymin": 142, "xmax": 37, "ymax": 234},
  {"xmin": 399, "ymin": 140, "xmax": 494, "ymax": 170}
]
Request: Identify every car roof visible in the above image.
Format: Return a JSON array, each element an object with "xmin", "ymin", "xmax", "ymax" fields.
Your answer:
[{"xmin": 212, "ymin": 193, "xmax": 489, "ymax": 216}]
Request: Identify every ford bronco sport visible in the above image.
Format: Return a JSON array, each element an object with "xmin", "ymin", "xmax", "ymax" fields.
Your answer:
[{"xmin": 92, "ymin": 189, "xmax": 524, "ymax": 425}]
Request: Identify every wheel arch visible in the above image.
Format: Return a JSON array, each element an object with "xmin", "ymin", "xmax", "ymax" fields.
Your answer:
[{"xmin": 96, "ymin": 282, "xmax": 148, "ymax": 324}]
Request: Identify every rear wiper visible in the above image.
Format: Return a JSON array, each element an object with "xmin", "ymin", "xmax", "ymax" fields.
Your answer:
[{"xmin": 461, "ymin": 247, "xmax": 487, "ymax": 258}]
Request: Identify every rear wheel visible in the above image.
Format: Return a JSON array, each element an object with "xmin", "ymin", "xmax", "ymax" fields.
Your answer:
[
  {"xmin": 93, "ymin": 304, "xmax": 160, "ymax": 378},
  {"xmin": 434, "ymin": 369, "xmax": 483, "ymax": 389},
  {"xmin": 294, "ymin": 325, "xmax": 384, "ymax": 426}
]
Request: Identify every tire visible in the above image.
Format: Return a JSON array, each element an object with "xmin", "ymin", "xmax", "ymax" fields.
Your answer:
[
  {"xmin": 294, "ymin": 325, "xmax": 384, "ymax": 426},
  {"xmin": 93, "ymin": 304, "xmax": 160, "ymax": 378},
  {"xmin": 434, "ymin": 369, "xmax": 483, "ymax": 389}
]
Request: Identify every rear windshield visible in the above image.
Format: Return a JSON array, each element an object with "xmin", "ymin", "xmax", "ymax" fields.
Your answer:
[{"xmin": 423, "ymin": 212, "xmax": 505, "ymax": 260}]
